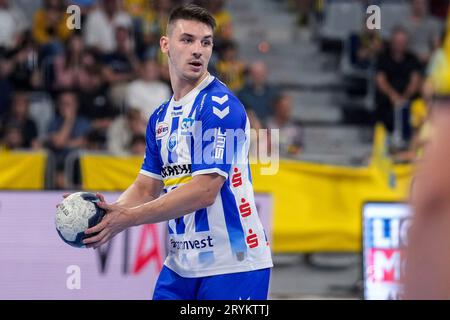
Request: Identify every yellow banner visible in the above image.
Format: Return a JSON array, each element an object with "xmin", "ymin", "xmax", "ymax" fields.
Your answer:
[
  {"xmin": 0, "ymin": 151, "xmax": 47, "ymax": 190},
  {"xmin": 81, "ymin": 154, "xmax": 143, "ymax": 191},
  {"xmin": 251, "ymin": 161, "xmax": 413, "ymax": 253}
]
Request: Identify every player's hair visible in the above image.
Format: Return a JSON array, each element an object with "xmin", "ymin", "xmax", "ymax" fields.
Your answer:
[{"xmin": 167, "ymin": 4, "xmax": 216, "ymax": 33}]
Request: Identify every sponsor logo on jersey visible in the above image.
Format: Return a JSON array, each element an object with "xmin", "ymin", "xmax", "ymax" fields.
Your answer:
[
  {"xmin": 181, "ymin": 117, "xmax": 195, "ymax": 136},
  {"xmin": 167, "ymin": 133, "xmax": 178, "ymax": 152},
  {"xmin": 212, "ymin": 94, "xmax": 230, "ymax": 119},
  {"xmin": 161, "ymin": 164, "xmax": 192, "ymax": 178},
  {"xmin": 212, "ymin": 106, "xmax": 230, "ymax": 119},
  {"xmin": 169, "ymin": 235, "xmax": 214, "ymax": 251},
  {"xmin": 172, "ymin": 105, "xmax": 183, "ymax": 117},
  {"xmin": 156, "ymin": 122, "xmax": 169, "ymax": 139},
  {"xmin": 214, "ymin": 128, "xmax": 227, "ymax": 160},
  {"xmin": 172, "ymin": 111, "xmax": 183, "ymax": 117}
]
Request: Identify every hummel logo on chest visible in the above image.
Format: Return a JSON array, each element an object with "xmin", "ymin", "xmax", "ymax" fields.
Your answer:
[{"xmin": 212, "ymin": 95, "xmax": 230, "ymax": 119}]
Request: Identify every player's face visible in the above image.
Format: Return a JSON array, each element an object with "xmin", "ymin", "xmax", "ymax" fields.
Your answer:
[{"xmin": 161, "ymin": 19, "xmax": 213, "ymax": 82}]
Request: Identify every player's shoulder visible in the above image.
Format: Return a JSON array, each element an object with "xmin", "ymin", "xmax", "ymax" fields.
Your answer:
[
  {"xmin": 200, "ymin": 78, "xmax": 246, "ymax": 118},
  {"xmin": 148, "ymin": 99, "xmax": 171, "ymax": 124}
]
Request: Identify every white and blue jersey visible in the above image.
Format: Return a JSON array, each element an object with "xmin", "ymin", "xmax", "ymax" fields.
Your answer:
[{"xmin": 140, "ymin": 74, "xmax": 273, "ymax": 278}]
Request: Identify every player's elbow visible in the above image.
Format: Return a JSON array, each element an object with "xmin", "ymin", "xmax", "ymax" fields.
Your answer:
[
  {"xmin": 198, "ymin": 184, "xmax": 219, "ymax": 208},
  {"xmin": 192, "ymin": 174, "xmax": 225, "ymax": 208},
  {"xmin": 199, "ymin": 190, "xmax": 217, "ymax": 208}
]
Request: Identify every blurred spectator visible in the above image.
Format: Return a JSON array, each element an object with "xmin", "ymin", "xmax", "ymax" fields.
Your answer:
[
  {"xmin": 107, "ymin": 107, "xmax": 146, "ymax": 155},
  {"xmin": 122, "ymin": 0, "xmax": 150, "ymax": 57},
  {"xmin": 447, "ymin": 4, "xmax": 450, "ymax": 34},
  {"xmin": 0, "ymin": 123, "xmax": 23, "ymax": 150},
  {"xmin": 215, "ymin": 40, "xmax": 246, "ymax": 92},
  {"xmin": 375, "ymin": 27, "xmax": 422, "ymax": 144},
  {"xmin": 0, "ymin": 79, "xmax": 11, "ymax": 117},
  {"xmin": 130, "ymin": 133, "xmax": 146, "ymax": 155},
  {"xmin": 46, "ymin": 91, "xmax": 90, "ymax": 189},
  {"xmin": 423, "ymin": 31, "xmax": 450, "ymax": 98},
  {"xmin": 0, "ymin": 0, "xmax": 27, "ymax": 51},
  {"xmin": 125, "ymin": 58, "xmax": 171, "ymax": 120},
  {"xmin": 140, "ymin": 0, "xmax": 173, "ymax": 58},
  {"xmin": 238, "ymin": 61, "xmax": 279, "ymax": 128},
  {"xmin": 32, "ymin": 0, "xmax": 72, "ymax": 48},
  {"xmin": 78, "ymin": 62, "xmax": 115, "ymax": 132},
  {"xmin": 11, "ymin": 0, "xmax": 42, "ymax": 30},
  {"xmin": 102, "ymin": 25, "xmax": 140, "ymax": 110},
  {"xmin": 53, "ymin": 34, "xmax": 86, "ymax": 90},
  {"xmin": 84, "ymin": 0, "xmax": 132, "ymax": 54},
  {"xmin": 429, "ymin": 0, "xmax": 449, "ymax": 20},
  {"xmin": 150, "ymin": 0, "xmax": 174, "ymax": 29},
  {"xmin": 293, "ymin": 0, "xmax": 312, "ymax": 27},
  {"xmin": 349, "ymin": 23, "xmax": 383, "ymax": 69},
  {"xmin": 392, "ymin": 97, "xmax": 430, "ymax": 163},
  {"xmin": 137, "ymin": 0, "xmax": 179, "ymax": 83},
  {"xmin": 85, "ymin": 129, "xmax": 107, "ymax": 151},
  {"xmin": 1, "ymin": 92, "xmax": 40, "ymax": 149},
  {"xmin": 52, "ymin": 33, "xmax": 108, "ymax": 93},
  {"xmin": 0, "ymin": 32, "xmax": 42, "ymax": 91},
  {"xmin": 123, "ymin": 0, "xmax": 149, "ymax": 18},
  {"xmin": 267, "ymin": 94, "xmax": 303, "ymax": 157},
  {"xmin": 201, "ymin": 0, "xmax": 233, "ymax": 53},
  {"xmin": 400, "ymin": 0, "xmax": 442, "ymax": 66},
  {"xmin": 412, "ymin": 100, "xmax": 434, "ymax": 159}
]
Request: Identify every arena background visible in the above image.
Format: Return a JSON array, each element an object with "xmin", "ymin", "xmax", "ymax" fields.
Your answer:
[{"xmin": 0, "ymin": 0, "xmax": 449, "ymax": 299}]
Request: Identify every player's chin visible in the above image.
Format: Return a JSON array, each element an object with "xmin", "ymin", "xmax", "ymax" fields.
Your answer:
[{"xmin": 184, "ymin": 69, "xmax": 205, "ymax": 81}]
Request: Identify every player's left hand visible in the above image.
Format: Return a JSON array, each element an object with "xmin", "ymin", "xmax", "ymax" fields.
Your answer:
[{"xmin": 83, "ymin": 193, "xmax": 135, "ymax": 249}]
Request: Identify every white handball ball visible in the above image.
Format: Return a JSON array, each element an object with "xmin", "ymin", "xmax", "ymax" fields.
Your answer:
[{"xmin": 55, "ymin": 192, "xmax": 106, "ymax": 248}]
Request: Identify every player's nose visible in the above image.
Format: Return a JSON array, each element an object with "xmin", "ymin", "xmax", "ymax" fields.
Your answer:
[{"xmin": 192, "ymin": 41, "xmax": 202, "ymax": 58}]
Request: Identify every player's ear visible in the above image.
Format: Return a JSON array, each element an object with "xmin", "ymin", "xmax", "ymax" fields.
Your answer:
[{"xmin": 160, "ymin": 36, "xmax": 169, "ymax": 55}]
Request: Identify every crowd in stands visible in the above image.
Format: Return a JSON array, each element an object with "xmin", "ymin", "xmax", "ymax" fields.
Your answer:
[
  {"xmin": 1, "ymin": 0, "xmax": 449, "ymax": 188},
  {"xmin": 370, "ymin": 0, "xmax": 449, "ymax": 162},
  {"xmin": 292, "ymin": 0, "xmax": 450, "ymax": 163},
  {"xmin": 0, "ymin": 0, "xmax": 300, "ymax": 189}
]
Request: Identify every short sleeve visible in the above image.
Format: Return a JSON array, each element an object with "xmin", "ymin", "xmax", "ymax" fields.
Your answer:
[
  {"xmin": 191, "ymin": 93, "xmax": 247, "ymax": 180},
  {"xmin": 140, "ymin": 112, "xmax": 163, "ymax": 180}
]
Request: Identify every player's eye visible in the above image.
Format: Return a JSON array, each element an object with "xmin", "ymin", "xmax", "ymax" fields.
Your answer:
[
  {"xmin": 181, "ymin": 38, "xmax": 193, "ymax": 44},
  {"xmin": 202, "ymin": 40, "xmax": 212, "ymax": 47}
]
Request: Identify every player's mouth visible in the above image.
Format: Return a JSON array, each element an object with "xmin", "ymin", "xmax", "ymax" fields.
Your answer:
[{"xmin": 188, "ymin": 61, "xmax": 203, "ymax": 71}]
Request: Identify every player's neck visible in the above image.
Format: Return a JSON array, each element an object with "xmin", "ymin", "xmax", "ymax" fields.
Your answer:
[{"xmin": 171, "ymin": 72, "xmax": 209, "ymax": 102}]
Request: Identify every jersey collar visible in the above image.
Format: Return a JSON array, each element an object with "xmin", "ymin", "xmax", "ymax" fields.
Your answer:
[{"xmin": 172, "ymin": 74, "xmax": 215, "ymax": 107}]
